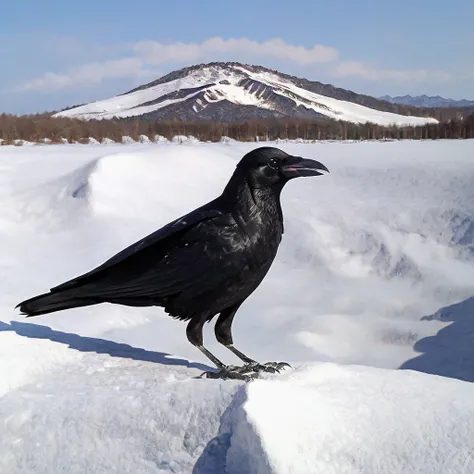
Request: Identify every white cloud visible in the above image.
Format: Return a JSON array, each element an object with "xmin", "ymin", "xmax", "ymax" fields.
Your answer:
[
  {"xmin": 133, "ymin": 37, "xmax": 339, "ymax": 66},
  {"xmin": 23, "ymin": 58, "xmax": 147, "ymax": 92},
  {"xmin": 19, "ymin": 37, "xmax": 453, "ymax": 93}
]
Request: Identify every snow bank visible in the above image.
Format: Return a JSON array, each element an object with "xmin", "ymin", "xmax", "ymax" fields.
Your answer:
[
  {"xmin": 0, "ymin": 326, "xmax": 240, "ymax": 473},
  {"xmin": 203, "ymin": 364, "xmax": 474, "ymax": 474},
  {"xmin": 122, "ymin": 135, "xmax": 136, "ymax": 144},
  {"xmin": 1, "ymin": 355, "xmax": 473, "ymax": 473},
  {"xmin": 139, "ymin": 134, "xmax": 151, "ymax": 144},
  {"xmin": 172, "ymin": 135, "xmax": 200, "ymax": 144},
  {"xmin": 13, "ymin": 139, "xmax": 35, "ymax": 146},
  {"xmin": 154, "ymin": 134, "xmax": 169, "ymax": 143}
]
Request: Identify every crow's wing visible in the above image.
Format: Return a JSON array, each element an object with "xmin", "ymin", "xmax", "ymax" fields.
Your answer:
[
  {"xmin": 50, "ymin": 205, "xmax": 225, "ymax": 294},
  {"xmin": 68, "ymin": 220, "xmax": 241, "ymax": 305}
]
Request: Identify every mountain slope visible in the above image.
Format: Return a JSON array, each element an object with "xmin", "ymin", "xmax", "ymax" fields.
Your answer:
[
  {"xmin": 55, "ymin": 63, "xmax": 438, "ymax": 126},
  {"xmin": 381, "ymin": 94, "xmax": 474, "ymax": 108}
]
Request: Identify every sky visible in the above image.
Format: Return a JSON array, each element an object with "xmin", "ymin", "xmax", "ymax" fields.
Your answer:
[{"xmin": 2, "ymin": 0, "xmax": 474, "ymax": 114}]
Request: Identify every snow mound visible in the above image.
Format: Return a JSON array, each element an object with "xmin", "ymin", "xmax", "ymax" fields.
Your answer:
[
  {"xmin": 220, "ymin": 136, "xmax": 239, "ymax": 144},
  {"xmin": 195, "ymin": 364, "xmax": 474, "ymax": 474},
  {"xmin": 1, "ymin": 352, "xmax": 473, "ymax": 474},
  {"xmin": 122, "ymin": 135, "xmax": 136, "ymax": 144},
  {"xmin": 101, "ymin": 137, "xmax": 116, "ymax": 144},
  {"xmin": 139, "ymin": 134, "xmax": 151, "ymax": 144},
  {"xmin": 13, "ymin": 139, "xmax": 35, "ymax": 146},
  {"xmin": 154, "ymin": 134, "xmax": 169, "ymax": 143},
  {"xmin": 0, "ymin": 324, "xmax": 240, "ymax": 474},
  {"xmin": 172, "ymin": 135, "xmax": 200, "ymax": 144}
]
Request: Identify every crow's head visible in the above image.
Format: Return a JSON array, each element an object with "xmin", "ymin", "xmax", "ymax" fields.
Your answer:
[{"xmin": 237, "ymin": 146, "xmax": 329, "ymax": 189}]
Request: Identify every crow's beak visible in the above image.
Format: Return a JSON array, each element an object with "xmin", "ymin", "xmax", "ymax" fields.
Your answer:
[{"xmin": 281, "ymin": 157, "xmax": 330, "ymax": 178}]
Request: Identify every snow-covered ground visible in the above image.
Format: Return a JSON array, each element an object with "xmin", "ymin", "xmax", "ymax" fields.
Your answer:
[{"xmin": 1, "ymin": 140, "xmax": 474, "ymax": 472}]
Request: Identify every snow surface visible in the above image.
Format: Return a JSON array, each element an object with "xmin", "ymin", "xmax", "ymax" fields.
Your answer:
[
  {"xmin": 54, "ymin": 64, "xmax": 437, "ymax": 126},
  {"xmin": 1, "ymin": 140, "xmax": 474, "ymax": 472}
]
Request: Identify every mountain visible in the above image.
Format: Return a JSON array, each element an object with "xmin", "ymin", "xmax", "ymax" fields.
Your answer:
[
  {"xmin": 55, "ymin": 62, "xmax": 438, "ymax": 126},
  {"xmin": 380, "ymin": 94, "xmax": 474, "ymax": 108}
]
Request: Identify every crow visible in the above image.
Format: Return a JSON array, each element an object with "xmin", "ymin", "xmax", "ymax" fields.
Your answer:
[{"xmin": 16, "ymin": 147, "xmax": 329, "ymax": 380}]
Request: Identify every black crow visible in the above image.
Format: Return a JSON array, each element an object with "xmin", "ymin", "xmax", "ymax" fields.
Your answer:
[{"xmin": 16, "ymin": 147, "xmax": 329, "ymax": 380}]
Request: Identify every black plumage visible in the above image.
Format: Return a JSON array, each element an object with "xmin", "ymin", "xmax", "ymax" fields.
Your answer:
[{"xmin": 16, "ymin": 146, "xmax": 329, "ymax": 378}]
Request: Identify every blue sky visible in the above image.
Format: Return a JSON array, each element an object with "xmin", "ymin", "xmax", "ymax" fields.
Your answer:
[{"xmin": 2, "ymin": 0, "xmax": 473, "ymax": 114}]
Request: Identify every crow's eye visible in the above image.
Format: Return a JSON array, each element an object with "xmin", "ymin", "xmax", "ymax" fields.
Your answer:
[{"xmin": 267, "ymin": 158, "xmax": 278, "ymax": 170}]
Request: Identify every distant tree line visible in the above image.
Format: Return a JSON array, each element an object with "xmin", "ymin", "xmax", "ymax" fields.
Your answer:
[{"xmin": 1, "ymin": 112, "xmax": 474, "ymax": 145}]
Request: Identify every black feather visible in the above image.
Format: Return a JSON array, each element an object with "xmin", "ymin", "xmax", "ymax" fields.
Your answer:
[{"xmin": 15, "ymin": 146, "xmax": 328, "ymax": 369}]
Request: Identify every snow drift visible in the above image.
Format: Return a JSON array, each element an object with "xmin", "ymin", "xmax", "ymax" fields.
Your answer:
[{"xmin": 1, "ymin": 352, "xmax": 473, "ymax": 474}]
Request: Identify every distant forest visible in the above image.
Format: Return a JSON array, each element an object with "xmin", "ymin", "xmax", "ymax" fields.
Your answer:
[{"xmin": 1, "ymin": 112, "xmax": 474, "ymax": 145}]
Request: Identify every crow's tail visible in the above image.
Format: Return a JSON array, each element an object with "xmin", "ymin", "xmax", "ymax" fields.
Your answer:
[{"xmin": 16, "ymin": 290, "xmax": 100, "ymax": 317}]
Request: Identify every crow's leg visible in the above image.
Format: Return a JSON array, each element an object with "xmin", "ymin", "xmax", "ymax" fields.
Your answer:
[
  {"xmin": 186, "ymin": 315, "xmax": 226, "ymax": 370},
  {"xmin": 215, "ymin": 306, "xmax": 291, "ymax": 375},
  {"xmin": 187, "ymin": 314, "xmax": 254, "ymax": 381},
  {"xmin": 215, "ymin": 304, "xmax": 258, "ymax": 365}
]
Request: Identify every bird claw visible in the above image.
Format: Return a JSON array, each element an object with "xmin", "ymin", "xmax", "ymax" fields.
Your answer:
[
  {"xmin": 199, "ymin": 365, "xmax": 259, "ymax": 382},
  {"xmin": 198, "ymin": 361, "xmax": 291, "ymax": 381},
  {"xmin": 244, "ymin": 361, "xmax": 292, "ymax": 374}
]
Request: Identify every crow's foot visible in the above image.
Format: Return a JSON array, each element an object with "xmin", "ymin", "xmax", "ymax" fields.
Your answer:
[
  {"xmin": 198, "ymin": 362, "xmax": 291, "ymax": 381},
  {"xmin": 243, "ymin": 361, "xmax": 292, "ymax": 374},
  {"xmin": 198, "ymin": 365, "xmax": 260, "ymax": 381}
]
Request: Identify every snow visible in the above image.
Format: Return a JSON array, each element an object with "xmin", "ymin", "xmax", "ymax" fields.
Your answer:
[
  {"xmin": 154, "ymin": 134, "xmax": 169, "ymax": 143},
  {"xmin": 54, "ymin": 64, "xmax": 437, "ymax": 126},
  {"xmin": 1, "ymin": 140, "xmax": 474, "ymax": 472},
  {"xmin": 121, "ymin": 135, "xmax": 136, "ymax": 144},
  {"xmin": 172, "ymin": 135, "xmax": 200, "ymax": 144},
  {"xmin": 12, "ymin": 139, "xmax": 35, "ymax": 146},
  {"xmin": 139, "ymin": 134, "xmax": 151, "ymax": 144},
  {"xmin": 213, "ymin": 364, "xmax": 474, "ymax": 474}
]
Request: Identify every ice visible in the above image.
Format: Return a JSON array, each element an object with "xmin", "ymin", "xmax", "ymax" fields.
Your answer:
[{"xmin": 0, "ymin": 140, "xmax": 474, "ymax": 472}]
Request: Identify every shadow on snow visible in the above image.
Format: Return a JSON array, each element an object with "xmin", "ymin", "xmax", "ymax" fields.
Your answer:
[
  {"xmin": 401, "ymin": 296, "xmax": 474, "ymax": 382},
  {"xmin": 0, "ymin": 320, "xmax": 213, "ymax": 372}
]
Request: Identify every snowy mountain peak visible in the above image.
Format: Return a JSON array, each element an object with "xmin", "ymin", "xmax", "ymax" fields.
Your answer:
[
  {"xmin": 380, "ymin": 94, "xmax": 474, "ymax": 108},
  {"xmin": 55, "ymin": 62, "xmax": 437, "ymax": 126}
]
